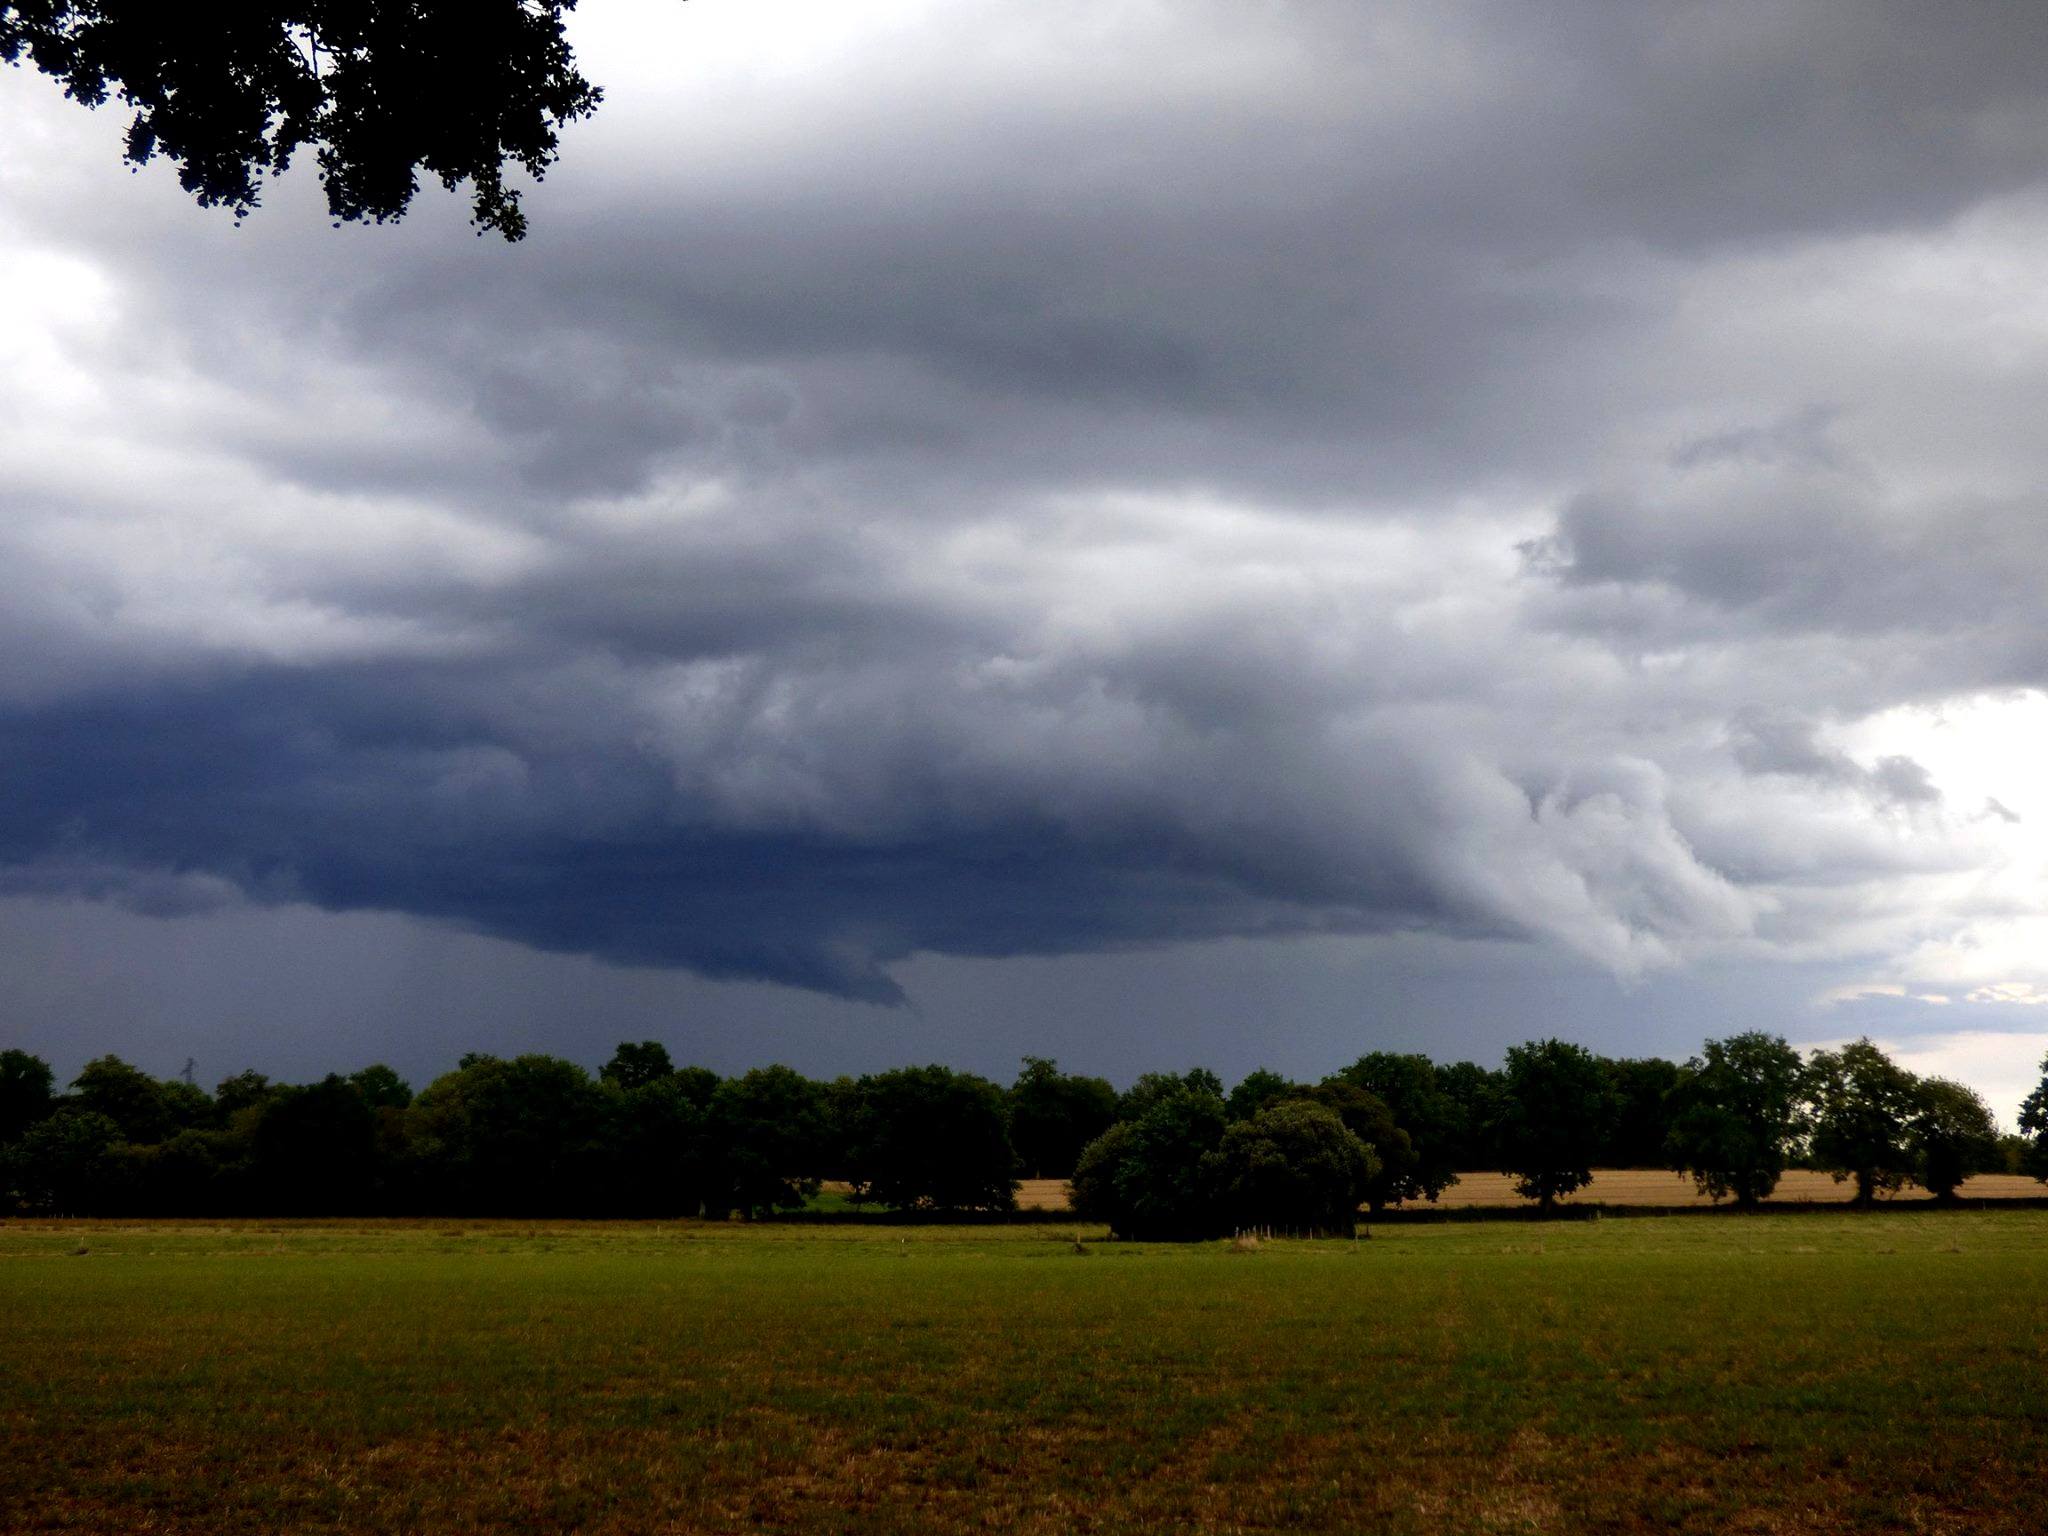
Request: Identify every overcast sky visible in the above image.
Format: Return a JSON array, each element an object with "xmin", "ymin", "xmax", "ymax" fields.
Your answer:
[{"xmin": 5, "ymin": 0, "xmax": 2048, "ymax": 1117}]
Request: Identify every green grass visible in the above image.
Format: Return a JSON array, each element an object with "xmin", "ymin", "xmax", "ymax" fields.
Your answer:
[{"xmin": 4, "ymin": 1212, "xmax": 2047, "ymax": 1533}]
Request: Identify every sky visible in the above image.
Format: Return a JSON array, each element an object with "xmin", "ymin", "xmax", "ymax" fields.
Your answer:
[{"xmin": 4, "ymin": 0, "xmax": 2048, "ymax": 1119}]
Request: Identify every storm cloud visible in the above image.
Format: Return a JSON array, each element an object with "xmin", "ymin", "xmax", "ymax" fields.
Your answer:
[{"xmin": 6, "ymin": 0, "xmax": 2048, "ymax": 1073}]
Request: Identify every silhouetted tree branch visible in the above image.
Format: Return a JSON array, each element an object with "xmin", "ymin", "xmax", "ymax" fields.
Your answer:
[{"xmin": 1, "ymin": 1, "xmax": 603, "ymax": 239}]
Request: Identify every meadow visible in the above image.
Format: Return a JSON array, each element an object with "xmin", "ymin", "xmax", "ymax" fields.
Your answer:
[{"xmin": 4, "ymin": 1211, "xmax": 2047, "ymax": 1534}]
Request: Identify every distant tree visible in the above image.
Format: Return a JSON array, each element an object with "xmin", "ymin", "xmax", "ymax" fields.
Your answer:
[
  {"xmin": 1910, "ymin": 1078, "xmax": 2000, "ymax": 1202},
  {"xmin": 408, "ymin": 1054, "xmax": 606, "ymax": 1215},
  {"xmin": 1204, "ymin": 1100, "xmax": 1378, "ymax": 1237},
  {"xmin": 1805, "ymin": 1039, "xmax": 1921, "ymax": 1205},
  {"xmin": 1225, "ymin": 1068, "xmax": 1297, "ymax": 1123},
  {"xmin": 710, "ymin": 1066, "xmax": 827, "ymax": 1219},
  {"xmin": 0, "ymin": 2, "xmax": 601, "ymax": 239},
  {"xmin": 158, "ymin": 1076, "xmax": 214, "ymax": 1135},
  {"xmin": 1435, "ymin": 1061, "xmax": 1504, "ymax": 1170},
  {"xmin": 1494, "ymin": 1039, "xmax": 1618, "ymax": 1214},
  {"xmin": 1663, "ymin": 1032, "xmax": 1808, "ymax": 1207},
  {"xmin": 1329, "ymin": 1052, "xmax": 1462, "ymax": 1204},
  {"xmin": 127, "ymin": 1127, "xmax": 246, "ymax": 1216},
  {"xmin": 1599, "ymin": 1056, "xmax": 1685, "ymax": 1167},
  {"xmin": 251, "ymin": 1075, "xmax": 380, "ymax": 1213},
  {"xmin": 71, "ymin": 1055, "xmax": 174, "ymax": 1144},
  {"xmin": 1006, "ymin": 1057, "xmax": 1118, "ymax": 1179},
  {"xmin": 601, "ymin": 1041, "xmax": 675, "ymax": 1092},
  {"xmin": 1995, "ymin": 1132, "xmax": 2032, "ymax": 1177},
  {"xmin": 844, "ymin": 1066, "xmax": 1017, "ymax": 1213},
  {"xmin": 4, "ymin": 1109, "xmax": 121, "ymax": 1214},
  {"xmin": 347, "ymin": 1063, "xmax": 413, "ymax": 1110},
  {"xmin": 1297, "ymin": 1082, "xmax": 1415, "ymax": 1214},
  {"xmin": 1072, "ymin": 1078, "xmax": 1229, "ymax": 1239},
  {"xmin": 213, "ymin": 1070, "xmax": 277, "ymax": 1122},
  {"xmin": 2021, "ymin": 1054, "xmax": 2048, "ymax": 1183},
  {"xmin": 1119, "ymin": 1068, "xmax": 1224, "ymax": 1122},
  {"xmin": 599, "ymin": 1073, "xmax": 719, "ymax": 1218},
  {"xmin": 0, "ymin": 1049, "xmax": 54, "ymax": 1144}
]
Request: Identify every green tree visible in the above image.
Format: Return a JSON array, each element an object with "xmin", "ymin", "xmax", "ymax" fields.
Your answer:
[
  {"xmin": 1071, "ymin": 1078, "xmax": 1229, "ymax": 1239},
  {"xmin": 2021, "ymin": 1054, "xmax": 2048, "ymax": 1182},
  {"xmin": 71, "ymin": 1055, "xmax": 173, "ymax": 1144},
  {"xmin": 1298, "ymin": 1081, "xmax": 1416, "ymax": 1214},
  {"xmin": 1911, "ymin": 1077, "xmax": 2000, "ymax": 1202},
  {"xmin": 1329, "ymin": 1052, "xmax": 1461, "ymax": 1203},
  {"xmin": 1664, "ymin": 1032, "xmax": 1808, "ymax": 1207},
  {"xmin": 601, "ymin": 1041, "xmax": 675, "ymax": 1092},
  {"xmin": 347, "ymin": 1064, "xmax": 413, "ymax": 1110},
  {"xmin": 1006, "ymin": 1057, "xmax": 1117, "ymax": 1179},
  {"xmin": 250, "ymin": 1075, "xmax": 380, "ymax": 1213},
  {"xmin": 1599, "ymin": 1056, "xmax": 1684, "ymax": 1167},
  {"xmin": 1435, "ymin": 1060, "xmax": 1503, "ymax": 1170},
  {"xmin": 1119, "ymin": 1068, "xmax": 1224, "ymax": 1122},
  {"xmin": 214, "ymin": 1070, "xmax": 277, "ymax": 1122},
  {"xmin": 0, "ymin": 1, "xmax": 600, "ymax": 239},
  {"xmin": 4, "ymin": 1109, "xmax": 121, "ymax": 1213},
  {"xmin": 1495, "ymin": 1039, "xmax": 1618, "ymax": 1214},
  {"xmin": 0, "ymin": 1049, "xmax": 54, "ymax": 1144},
  {"xmin": 408, "ymin": 1054, "xmax": 607, "ymax": 1215},
  {"xmin": 1805, "ymin": 1039, "xmax": 1921, "ymax": 1205},
  {"xmin": 1224, "ymin": 1068, "xmax": 1297, "ymax": 1123},
  {"xmin": 1204, "ymin": 1100, "xmax": 1378, "ymax": 1237},
  {"xmin": 709, "ymin": 1066, "xmax": 827, "ymax": 1219},
  {"xmin": 844, "ymin": 1066, "xmax": 1017, "ymax": 1213},
  {"xmin": 598, "ymin": 1073, "xmax": 719, "ymax": 1218}
]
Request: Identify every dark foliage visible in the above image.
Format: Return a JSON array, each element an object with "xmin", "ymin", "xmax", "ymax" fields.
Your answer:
[
  {"xmin": 710, "ymin": 1065, "xmax": 826, "ymax": 1219},
  {"xmin": 1911, "ymin": 1077, "xmax": 1999, "ymax": 1202},
  {"xmin": 1328, "ymin": 1052, "xmax": 1462, "ymax": 1203},
  {"xmin": 1006, "ymin": 1057, "xmax": 1117, "ymax": 1179},
  {"xmin": 1205, "ymin": 1100, "xmax": 1378, "ymax": 1237},
  {"xmin": 843, "ymin": 1065, "xmax": 1017, "ymax": 1213},
  {"xmin": 1297, "ymin": 1081, "xmax": 1415, "ymax": 1213},
  {"xmin": 1495, "ymin": 1039, "xmax": 1618, "ymax": 1213},
  {"xmin": 3, "ymin": 1031, "xmax": 2027, "ymax": 1226},
  {"xmin": 2021, "ymin": 1055, "xmax": 2048, "ymax": 1183},
  {"xmin": 1224, "ymin": 1068, "xmax": 1297, "ymax": 1123},
  {"xmin": 1598, "ymin": 1056, "xmax": 1684, "ymax": 1168},
  {"xmin": 1663, "ymin": 1032, "xmax": 1807, "ymax": 1207},
  {"xmin": 0, "ymin": 1, "xmax": 601, "ymax": 238},
  {"xmin": 409, "ymin": 1053, "xmax": 607, "ymax": 1215},
  {"xmin": 0, "ymin": 1048, "xmax": 54, "ymax": 1144},
  {"xmin": 1806, "ymin": 1038, "xmax": 1921, "ymax": 1205},
  {"xmin": 1071, "ymin": 1077, "xmax": 1229, "ymax": 1239},
  {"xmin": 1435, "ymin": 1060, "xmax": 1504, "ymax": 1170}
]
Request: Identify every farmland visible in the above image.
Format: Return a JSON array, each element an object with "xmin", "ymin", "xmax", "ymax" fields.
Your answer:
[
  {"xmin": 1007, "ymin": 1170, "xmax": 2047, "ymax": 1211},
  {"xmin": 5, "ymin": 1211, "xmax": 2048, "ymax": 1533}
]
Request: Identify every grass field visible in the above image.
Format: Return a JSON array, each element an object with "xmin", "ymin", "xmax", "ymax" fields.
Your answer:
[{"xmin": 5, "ymin": 1212, "xmax": 2047, "ymax": 1534}]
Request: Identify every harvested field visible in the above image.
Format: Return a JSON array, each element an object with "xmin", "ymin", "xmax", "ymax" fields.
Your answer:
[
  {"xmin": 1428, "ymin": 1168, "xmax": 2046, "ymax": 1208},
  {"xmin": 1006, "ymin": 1169, "xmax": 2045, "ymax": 1213}
]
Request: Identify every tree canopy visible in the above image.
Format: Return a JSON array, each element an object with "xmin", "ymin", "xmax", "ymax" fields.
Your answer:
[
  {"xmin": 2021, "ymin": 1054, "xmax": 2048, "ymax": 1183},
  {"xmin": 1806, "ymin": 1038, "xmax": 1922, "ymax": 1205},
  {"xmin": 1494, "ymin": 1039, "xmax": 1617, "ymax": 1213},
  {"xmin": 0, "ymin": 1, "xmax": 601, "ymax": 239},
  {"xmin": 1664, "ymin": 1032, "xmax": 1808, "ymax": 1207},
  {"xmin": 1911, "ymin": 1077, "xmax": 2000, "ymax": 1202}
]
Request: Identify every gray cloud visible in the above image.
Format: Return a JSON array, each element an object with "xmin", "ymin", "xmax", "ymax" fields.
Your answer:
[{"xmin": 3, "ymin": 0, "xmax": 2048, "ymax": 1035}]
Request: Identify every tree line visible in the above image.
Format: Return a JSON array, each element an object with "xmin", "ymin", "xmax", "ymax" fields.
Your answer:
[{"xmin": 2, "ymin": 1036, "xmax": 2044, "ymax": 1232}]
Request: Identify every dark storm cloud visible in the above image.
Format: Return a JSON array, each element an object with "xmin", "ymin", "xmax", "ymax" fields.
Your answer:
[{"xmin": 4, "ymin": 0, "xmax": 2048, "ymax": 1010}]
